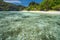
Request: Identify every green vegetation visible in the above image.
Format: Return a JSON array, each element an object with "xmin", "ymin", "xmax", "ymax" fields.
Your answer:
[
  {"xmin": 0, "ymin": 12, "xmax": 60, "ymax": 40},
  {"xmin": 25, "ymin": 0, "xmax": 60, "ymax": 11},
  {"xmin": 0, "ymin": 0, "xmax": 60, "ymax": 11},
  {"xmin": 39, "ymin": 0, "xmax": 60, "ymax": 11}
]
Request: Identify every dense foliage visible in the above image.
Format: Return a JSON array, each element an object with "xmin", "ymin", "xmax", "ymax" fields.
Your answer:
[
  {"xmin": 0, "ymin": 0, "xmax": 60, "ymax": 11},
  {"xmin": 39, "ymin": 0, "xmax": 60, "ymax": 11},
  {"xmin": 25, "ymin": 0, "xmax": 60, "ymax": 11}
]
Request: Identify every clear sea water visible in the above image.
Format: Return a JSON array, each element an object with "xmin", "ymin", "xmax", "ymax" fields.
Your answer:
[{"xmin": 0, "ymin": 11, "xmax": 60, "ymax": 40}]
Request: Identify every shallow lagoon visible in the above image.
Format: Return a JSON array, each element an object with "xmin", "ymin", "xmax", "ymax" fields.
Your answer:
[{"xmin": 0, "ymin": 11, "xmax": 60, "ymax": 40}]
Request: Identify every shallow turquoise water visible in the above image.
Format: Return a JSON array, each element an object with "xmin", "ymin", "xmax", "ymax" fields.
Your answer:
[{"xmin": 0, "ymin": 12, "xmax": 60, "ymax": 40}]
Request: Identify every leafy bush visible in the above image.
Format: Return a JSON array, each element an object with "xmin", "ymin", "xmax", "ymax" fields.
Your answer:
[{"xmin": 52, "ymin": 5, "xmax": 60, "ymax": 11}]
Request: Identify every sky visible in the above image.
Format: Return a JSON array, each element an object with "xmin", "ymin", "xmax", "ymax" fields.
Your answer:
[{"xmin": 4, "ymin": 0, "xmax": 43, "ymax": 7}]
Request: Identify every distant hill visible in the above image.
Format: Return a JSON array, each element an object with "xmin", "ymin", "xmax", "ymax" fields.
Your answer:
[
  {"xmin": 24, "ymin": 2, "xmax": 40, "ymax": 11},
  {"xmin": 0, "ymin": 0, "xmax": 26, "ymax": 11}
]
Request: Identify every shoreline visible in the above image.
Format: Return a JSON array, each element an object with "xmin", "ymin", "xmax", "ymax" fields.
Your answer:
[
  {"xmin": 21, "ymin": 11, "xmax": 60, "ymax": 14},
  {"xmin": 0, "ymin": 11, "xmax": 60, "ymax": 14}
]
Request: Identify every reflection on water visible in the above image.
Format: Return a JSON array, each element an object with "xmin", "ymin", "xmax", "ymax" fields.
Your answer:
[{"xmin": 0, "ymin": 11, "xmax": 60, "ymax": 40}]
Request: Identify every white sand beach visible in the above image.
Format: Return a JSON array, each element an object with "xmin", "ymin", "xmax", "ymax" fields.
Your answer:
[{"xmin": 20, "ymin": 11, "xmax": 60, "ymax": 14}]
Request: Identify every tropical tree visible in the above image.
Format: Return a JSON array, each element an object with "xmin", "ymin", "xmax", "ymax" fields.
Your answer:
[{"xmin": 39, "ymin": 0, "xmax": 60, "ymax": 11}]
